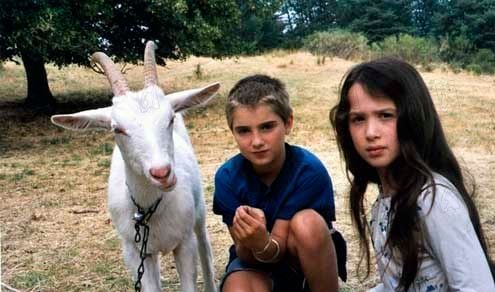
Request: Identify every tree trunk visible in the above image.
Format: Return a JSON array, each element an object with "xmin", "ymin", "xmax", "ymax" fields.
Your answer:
[{"xmin": 21, "ymin": 51, "xmax": 56, "ymax": 112}]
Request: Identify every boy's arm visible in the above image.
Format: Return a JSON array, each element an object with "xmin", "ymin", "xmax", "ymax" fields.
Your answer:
[
  {"xmin": 229, "ymin": 206, "xmax": 289, "ymax": 263},
  {"xmin": 268, "ymin": 218, "xmax": 289, "ymax": 262},
  {"xmin": 228, "ymin": 226, "xmax": 258, "ymax": 263}
]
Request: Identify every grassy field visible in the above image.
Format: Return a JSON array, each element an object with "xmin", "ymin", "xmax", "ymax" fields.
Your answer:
[{"xmin": 1, "ymin": 51, "xmax": 494, "ymax": 291}]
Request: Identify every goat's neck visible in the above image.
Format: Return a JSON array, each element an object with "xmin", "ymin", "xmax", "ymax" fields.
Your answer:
[{"xmin": 124, "ymin": 166, "xmax": 163, "ymax": 208}]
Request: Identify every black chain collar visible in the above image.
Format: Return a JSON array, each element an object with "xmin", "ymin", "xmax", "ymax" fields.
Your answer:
[{"xmin": 129, "ymin": 192, "xmax": 162, "ymax": 292}]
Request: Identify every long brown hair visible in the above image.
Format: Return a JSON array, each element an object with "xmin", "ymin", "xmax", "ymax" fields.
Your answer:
[{"xmin": 330, "ymin": 57, "xmax": 494, "ymax": 290}]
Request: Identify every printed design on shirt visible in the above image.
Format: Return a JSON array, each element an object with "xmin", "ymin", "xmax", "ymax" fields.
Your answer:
[
  {"xmin": 426, "ymin": 284, "xmax": 442, "ymax": 291},
  {"xmin": 371, "ymin": 194, "xmax": 449, "ymax": 291}
]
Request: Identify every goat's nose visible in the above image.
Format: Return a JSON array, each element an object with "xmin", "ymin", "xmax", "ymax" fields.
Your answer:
[{"xmin": 150, "ymin": 165, "xmax": 171, "ymax": 179}]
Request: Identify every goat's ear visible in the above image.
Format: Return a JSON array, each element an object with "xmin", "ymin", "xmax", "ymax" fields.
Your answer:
[
  {"xmin": 168, "ymin": 83, "xmax": 220, "ymax": 112},
  {"xmin": 51, "ymin": 107, "xmax": 112, "ymax": 131}
]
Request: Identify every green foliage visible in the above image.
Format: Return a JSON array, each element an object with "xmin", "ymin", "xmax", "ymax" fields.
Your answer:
[
  {"xmin": 41, "ymin": 136, "xmax": 71, "ymax": 145},
  {"xmin": 0, "ymin": 0, "xmax": 287, "ymax": 108},
  {"xmin": 303, "ymin": 30, "xmax": 369, "ymax": 60},
  {"xmin": 439, "ymin": 33, "xmax": 474, "ymax": 65},
  {"xmin": 282, "ymin": 0, "xmax": 339, "ymax": 41},
  {"xmin": 194, "ymin": 63, "xmax": 203, "ymax": 80},
  {"xmin": 229, "ymin": 0, "xmax": 284, "ymax": 54},
  {"xmin": 433, "ymin": 0, "xmax": 495, "ymax": 52},
  {"xmin": 12, "ymin": 168, "xmax": 35, "ymax": 182},
  {"xmin": 344, "ymin": 0, "xmax": 413, "ymax": 43},
  {"xmin": 411, "ymin": 0, "xmax": 441, "ymax": 36},
  {"xmin": 90, "ymin": 142, "xmax": 113, "ymax": 156},
  {"xmin": 468, "ymin": 48, "xmax": 495, "ymax": 74},
  {"xmin": 373, "ymin": 34, "xmax": 439, "ymax": 66},
  {"xmin": 96, "ymin": 0, "xmax": 245, "ymax": 61},
  {"xmin": 466, "ymin": 64, "xmax": 483, "ymax": 75},
  {"xmin": 0, "ymin": 0, "xmax": 102, "ymax": 66},
  {"xmin": 97, "ymin": 159, "xmax": 111, "ymax": 168},
  {"xmin": 0, "ymin": 1, "xmax": 251, "ymax": 64},
  {"xmin": 12, "ymin": 270, "xmax": 49, "ymax": 288}
]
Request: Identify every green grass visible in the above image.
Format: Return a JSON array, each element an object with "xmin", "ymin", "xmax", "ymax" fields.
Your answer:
[
  {"xmin": 11, "ymin": 168, "xmax": 35, "ymax": 182},
  {"xmin": 41, "ymin": 135, "xmax": 71, "ymax": 145},
  {"xmin": 97, "ymin": 159, "xmax": 111, "ymax": 168},
  {"xmin": 12, "ymin": 270, "xmax": 50, "ymax": 289},
  {"xmin": 90, "ymin": 142, "xmax": 113, "ymax": 156},
  {"xmin": 104, "ymin": 237, "xmax": 122, "ymax": 251}
]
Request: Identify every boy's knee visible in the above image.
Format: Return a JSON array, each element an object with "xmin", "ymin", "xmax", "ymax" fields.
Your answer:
[
  {"xmin": 222, "ymin": 271, "xmax": 271, "ymax": 292},
  {"xmin": 289, "ymin": 209, "xmax": 329, "ymax": 248}
]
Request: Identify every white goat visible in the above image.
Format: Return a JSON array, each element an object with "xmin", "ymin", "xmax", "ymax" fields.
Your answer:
[{"xmin": 51, "ymin": 41, "xmax": 218, "ymax": 292}]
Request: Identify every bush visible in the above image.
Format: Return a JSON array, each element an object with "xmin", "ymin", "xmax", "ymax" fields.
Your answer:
[
  {"xmin": 373, "ymin": 34, "xmax": 439, "ymax": 67},
  {"xmin": 466, "ymin": 64, "xmax": 483, "ymax": 75},
  {"xmin": 439, "ymin": 34, "xmax": 474, "ymax": 65},
  {"xmin": 468, "ymin": 48, "xmax": 495, "ymax": 74},
  {"xmin": 303, "ymin": 29, "xmax": 369, "ymax": 61}
]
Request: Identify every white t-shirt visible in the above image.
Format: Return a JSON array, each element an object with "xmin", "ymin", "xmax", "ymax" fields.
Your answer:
[{"xmin": 369, "ymin": 173, "xmax": 494, "ymax": 291}]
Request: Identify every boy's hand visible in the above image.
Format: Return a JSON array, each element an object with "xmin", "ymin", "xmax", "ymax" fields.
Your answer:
[{"xmin": 232, "ymin": 205, "xmax": 269, "ymax": 251}]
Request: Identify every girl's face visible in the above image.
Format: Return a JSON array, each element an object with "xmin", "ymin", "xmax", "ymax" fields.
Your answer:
[
  {"xmin": 347, "ymin": 83, "xmax": 400, "ymax": 177},
  {"xmin": 231, "ymin": 104, "xmax": 293, "ymax": 178}
]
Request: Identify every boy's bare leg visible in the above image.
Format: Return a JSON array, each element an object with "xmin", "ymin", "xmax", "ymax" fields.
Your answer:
[
  {"xmin": 287, "ymin": 209, "xmax": 339, "ymax": 292},
  {"xmin": 222, "ymin": 270, "xmax": 272, "ymax": 292}
]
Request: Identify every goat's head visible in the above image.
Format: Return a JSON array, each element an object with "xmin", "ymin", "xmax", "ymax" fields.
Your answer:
[{"xmin": 51, "ymin": 41, "xmax": 220, "ymax": 191}]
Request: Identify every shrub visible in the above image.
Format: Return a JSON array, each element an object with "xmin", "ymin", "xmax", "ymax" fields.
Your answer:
[
  {"xmin": 439, "ymin": 34, "xmax": 495, "ymax": 75},
  {"xmin": 373, "ymin": 34, "xmax": 439, "ymax": 67},
  {"xmin": 303, "ymin": 29, "xmax": 369, "ymax": 61},
  {"xmin": 468, "ymin": 48, "xmax": 495, "ymax": 74},
  {"xmin": 466, "ymin": 64, "xmax": 483, "ymax": 75},
  {"xmin": 439, "ymin": 34, "xmax": 474, "ymax": 66}
]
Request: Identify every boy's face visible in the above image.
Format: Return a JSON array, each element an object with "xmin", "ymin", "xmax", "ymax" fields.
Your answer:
[{"xmin": 231, "ymin": 104, "xmax": 293, "ymax": 176}]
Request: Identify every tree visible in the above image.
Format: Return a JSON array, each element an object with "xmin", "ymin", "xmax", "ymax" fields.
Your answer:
[
  {"xmin": 281, "ymin": 0, "xmax": 339, "ymax": 44},
  {"xmin": 225, "ymin": 0, "xmax": 284, "ymax": 54},
  {"xmin": 433, "ymin": 0, "xmax": 495, "ymax": 52},
  {"xmin": 411, "ymin": 0, "xmax": 441, "ymax": 36},
  {"xmin": 350, "ymin": 0, "xmax": 413, "ymax": 42},
  {"xmin": 0, "ymin": 1, "xmax": 102, "ymax": 110},
  {"xmin": 344, "ymin": 0, "xmax": 413, "ymax": 43},
  {"xmin": 0, "ymin": 0, "xmax": 247, "ymax": 111}
]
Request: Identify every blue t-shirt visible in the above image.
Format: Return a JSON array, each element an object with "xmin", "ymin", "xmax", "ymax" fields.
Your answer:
[{"xmin": 213, "ymin": 143, "xmax": 335, "ymax": 232}]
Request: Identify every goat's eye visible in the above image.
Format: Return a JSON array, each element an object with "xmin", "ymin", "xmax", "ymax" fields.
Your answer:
[
  {"xmin": 168, "ymin": 115, "xmax": 175, "ymax": 128},
  {"xmin": 113, "ymin": 127, "xmax": 128, "ymax": 136}
]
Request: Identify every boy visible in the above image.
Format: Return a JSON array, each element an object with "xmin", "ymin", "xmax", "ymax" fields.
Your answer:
[{"xmin": 213, "ymin": 74, "xmax": 345, "ymax": 292}]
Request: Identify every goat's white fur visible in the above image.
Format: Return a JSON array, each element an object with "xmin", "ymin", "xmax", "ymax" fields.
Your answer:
[{"xmin": 51, "ymin": 52, "xmax": 218, "ymax": 292}]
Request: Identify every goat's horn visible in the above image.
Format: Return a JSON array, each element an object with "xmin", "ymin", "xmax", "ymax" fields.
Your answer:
[
  {"xmin": 144, "ymin": 41, "xmax": 158, "ymax": 88},
  {"xmin": 91, "ymin": 52, "xmax": 129, "ymax": 97}
]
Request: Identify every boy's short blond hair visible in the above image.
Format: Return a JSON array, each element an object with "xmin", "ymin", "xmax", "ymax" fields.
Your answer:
[{"xmin": 226, "ymin": 74, "xmax": 293, "ymax": 129}]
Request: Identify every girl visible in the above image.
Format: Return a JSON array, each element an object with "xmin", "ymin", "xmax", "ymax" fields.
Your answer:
[{"xmin": 330, "ymin": 58, "xmax": 494, "ymax": 291}]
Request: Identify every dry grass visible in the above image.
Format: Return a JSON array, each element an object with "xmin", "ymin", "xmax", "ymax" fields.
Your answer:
[{"xmin": 1, "ymin": 52, "xmax": 494, "ymax": 291}]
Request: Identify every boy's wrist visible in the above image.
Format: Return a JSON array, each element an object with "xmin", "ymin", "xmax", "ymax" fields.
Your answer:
[
  {"xmin": 252, "ymin": 232, "xmax": 271, "ymax": 254},
  {"xmin": 252, "ymin": 237, "xmax": 281, "ymax": 263}
]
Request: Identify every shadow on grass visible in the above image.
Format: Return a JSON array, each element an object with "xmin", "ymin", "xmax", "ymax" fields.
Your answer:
[
  {"xmin": 0, "ymin": 91, "xmax": 112, "ymax": 157},
  {"xmin": 0, "ymin": 90, "xmax": 112, "ymax": 117}
]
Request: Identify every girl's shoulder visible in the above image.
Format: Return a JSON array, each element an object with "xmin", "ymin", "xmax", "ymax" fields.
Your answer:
[{"xmin": 416, "ymin": 172, "xmax": 467, "ymax": 218}]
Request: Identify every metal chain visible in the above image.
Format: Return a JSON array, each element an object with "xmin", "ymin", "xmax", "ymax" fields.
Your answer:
[{"xmin": 131, "ymin": 196, "xmax": 162, "ymax": 292}]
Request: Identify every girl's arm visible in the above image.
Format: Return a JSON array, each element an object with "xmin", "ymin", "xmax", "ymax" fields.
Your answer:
[{"xmin": 419, "ymin": 183, "xmax": 495, "ymax": 290}]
